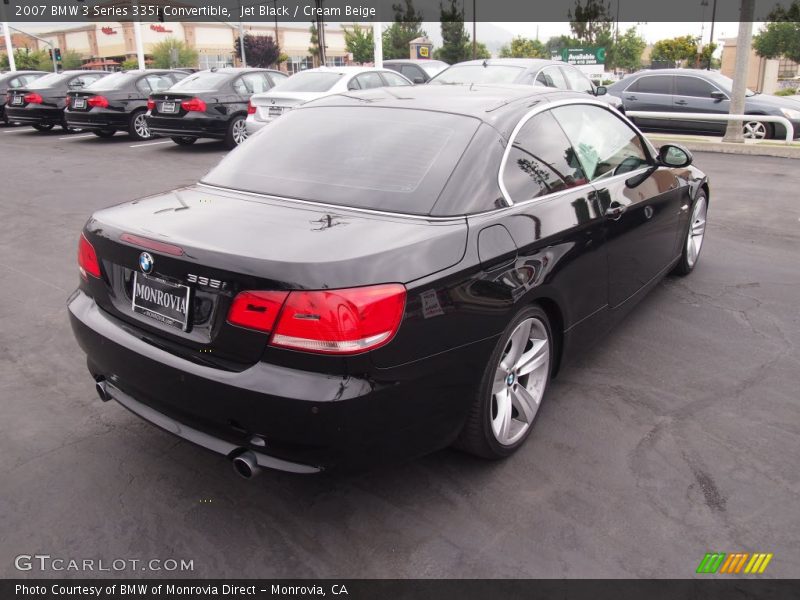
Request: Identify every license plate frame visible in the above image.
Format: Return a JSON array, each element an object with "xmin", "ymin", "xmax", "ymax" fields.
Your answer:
[
  {"xmin": 132, "ymin": 272, "xmax": 191, "ymax": 332},
  {"xmin": 11, "ymin": 95, "xmax": 22, "ymax": 105},
  {"xmin": 73, "ymin": 97, "xmax": 86, "ymax": 109},
  {"xmin": 268, "ymin": 106, "xmax": 283, "ymax": 117},
  {"xmin": 160, "ymin": 101, "xmax": 177, "ymax": 114}
]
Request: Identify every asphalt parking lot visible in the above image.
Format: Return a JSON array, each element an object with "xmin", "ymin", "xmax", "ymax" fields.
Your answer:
[{"xmin": 1, "ymin": 126, "xmax": 798, "ymax": 579}]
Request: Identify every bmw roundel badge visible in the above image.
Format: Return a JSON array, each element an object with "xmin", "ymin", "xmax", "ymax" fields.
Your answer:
[{"xmin": 139, "ymin": 252, "xmax": 154, "ymax": 274}]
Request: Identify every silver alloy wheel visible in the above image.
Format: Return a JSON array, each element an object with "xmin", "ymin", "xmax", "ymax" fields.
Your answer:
[
  {"xmin": 134, "ymin": 113, "xmax": 150, "ymax": 139},
  {"xmin": 743, "ymin": 121, "xmax": 767, "ymax": 140},
  {"xmin": 491, "ymin": 317, "xmax": 550, "ymax": 446},
  {"xmin": 686, "ymin": 196, "xmax": 708, "ymax": 268},
  {"xmin": 232, "ymin": 118, "xmax": 247, "ymax": 145}
]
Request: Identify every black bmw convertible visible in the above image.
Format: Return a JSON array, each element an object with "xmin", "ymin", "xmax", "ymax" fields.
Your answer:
[{"xmin": 68, "ymin": 84, "xmax": 709, "ymax": 476}]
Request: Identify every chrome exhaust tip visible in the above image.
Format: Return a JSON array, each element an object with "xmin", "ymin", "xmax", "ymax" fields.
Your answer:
[
  {"xmin": 95, "ymin": 380, "xmax": 112, "ymax": 402},
  {"xmin": 232, "ymin": 451, "xmax": 261, "ymax": 480}
]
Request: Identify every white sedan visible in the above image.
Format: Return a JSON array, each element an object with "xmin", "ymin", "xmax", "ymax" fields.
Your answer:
[{"xmin": 246, "ymin": 66, "xmax": 413, "ymax": 135}]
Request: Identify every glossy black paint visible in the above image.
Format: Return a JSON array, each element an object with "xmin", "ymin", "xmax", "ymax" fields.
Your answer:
[
  {"xmin": 5, "ymin": 70, "xmax": 111, "ymax": 129},
  {"xmin": 69, "ymin": 86, "xmax": 709, "ymax": 472},
  {"xmin": 145, "ymin": 67, "xmax": 283, "ymax": 142},
  {"xmin": 64, "ymin": 69, "xmax": 187, "ymax": 135},
  {"xmin": 0, "ymin": 70, "xmax": 46, "ymax": 124}
]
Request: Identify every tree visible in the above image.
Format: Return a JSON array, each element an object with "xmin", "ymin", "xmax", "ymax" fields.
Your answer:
[
  {"xmin": 651, "ymin": 35, "xmax": 699, "ymax": 65},
  {"xmin": 121, "ymin": 58, "xmax": 139, "ymax": 71},
  {"xmin": 753, "ymin": 0, "xmax": 800, "ymax": 63},
  {"xmin": 436, "ymin": 0, "xmax": 471, "ymax": 64},
  {"xmin": 309, "ymin": 23, "xmax": 321, "ymax": 67},
  {"xmin": 499, "ymin": 36, "xmax": 547, "ymax": 59},
  {"xmin": 610, "ymin": 27, "xmax": 646, "ymax": 72},
  {"xmin": 235, "ymin": 33, "xmax": 280, "ymax": 68},
  {"xmin": 60, "ymin": 50, "xmax": 83, "ymax": 70},
  {"xmin": 382, "ymin": 0, "xmax": 426, "ymax": 60},
  {"xmin": 1, "ymin": 48, "xmax": 49, "ymax": 70},
  {"xmin": 699, "ymin": 42, "xmax": 718, "ymax": 69},
  {"xmin": 569, "ymin": 0, "xmax": 613, "ymax": 46},
  {"xmin": 474, "ymin": 42, "xmax": 491, "ymax": 60},
  {"xmin": 343, "ymin": 24, "xmax": 374, "ymax": 64},
  {"xmin": 150, "ymin": 38, "xmax": 198, "ymax": 68},
  {"xmin": 545, "ymin": 35, "xmax": 581, "ymax": 57}
]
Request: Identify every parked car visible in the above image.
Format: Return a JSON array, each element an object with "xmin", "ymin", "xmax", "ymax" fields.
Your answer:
[
  {"xmin": 64, "ymin": 70, "xmax": 189, "ymax": 140},
  {"xmin": 246, "ymin": 66, "xmax": 413, "ymax": 136},
  {"xmin": 5, "ymin": 70, "xmax": 111, "ymax": 132},
  {"xmin": 1, "ymin": 70, "xmax": 47, "ymax": 125},
  {"xmin": 145, "ymin": 68, "xmax": 288, "ymax": 148},
  {"xmin": 383, "ymin": 59, "xmax": 449, "ymax": 83},
  {"xmin": 69, "ymin": 84, "xmax": 709, "ymax": 477},
  {"xmin": 429, "ymin": 58, "xmax": 625, "ymax": 112},
  {"xmin": 607, "ymin": 69, "xmax": 800, "ymax": 139}
]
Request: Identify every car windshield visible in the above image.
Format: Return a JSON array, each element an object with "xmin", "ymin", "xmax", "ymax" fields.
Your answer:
[
  {"xmin": 170, "ymin": 72, "xmax": 230, "ymax": 91},
  {"xmin": 27, "ymin": 72, "xmax": 71, "ymax": 88},
  {"xmin": 202, "ymin": 106, "xmax": 480, "ymax": 215},
  {"xmin": 276, "ymin": 71, "xmax": 344, "ymax": 92},
  {"xmin": 430, "ymin": 65, "xmax": 524, "ymax": 85},
  {"xmin": 85, "ymin": 71, "xmax": 136, "ymax": 90},
  {"xmin": 420, "ymin": 61, "xmax": 449, "ymax": 77}
]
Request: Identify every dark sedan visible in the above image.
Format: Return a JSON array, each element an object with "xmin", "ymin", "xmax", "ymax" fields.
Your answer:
[
  {"xmin": 608, "ymin": 69, "xmax": 800, "ymax": 139},
  {"xmin": 5, "ymin": 70, "xmax": 110, "ymax": 132},
  {"xmin": 430, "ymin": 58, "xmax": 625, "ymax": 112},
  {"xmin": 69, "ymin": 85, "xmax": 709, "ymax": 477},
  {"xmin": 383, "ymin": 59, "xmax": 449, "ymax": 83},
  {"xmin": 145, "ymin": 67, "xmax": 287, "ymax": 148},
  {"xmin": 1, "ymin": 70, "xmax": 46, "ymax": 125},
  {"xmin": 64, "ymin": 69, "xmax": 189, "ymax": 140}
]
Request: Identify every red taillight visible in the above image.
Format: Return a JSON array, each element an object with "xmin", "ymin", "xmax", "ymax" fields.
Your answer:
[
  {"xmin": 78, "ymin": 233, "xmax": 101, "ymax": 280},
  {"xmin": 147, "ymin": 98, "xmax": 155, "ymax": 111},
  {"xmin": 24, "ymin": 92, "xmax": 43, "ymax": 104},
  {"xmin": 247, "ymin": 101, "xmax": 256, "ymax": 115},
  {"xmin": 87, "ymin": 95, "xmax": 109, "ymax": 108},
  {"xmin": 274, "ymin": 284, "xmax": 406, "ymax": 354},
  {"xmin": 227, "ymin": 291, "xmax": 290, "ymax": 333},
  {"xmin": 65, "ymin": 95, "xmax": 71, "ymax": 108},
  {"xmin": 119, "ymin": 232, "xmax": 184, "ymax": 256},
  {"xmin": 181, "ymin": 97, "xmax": 207, "ymax": 112}
]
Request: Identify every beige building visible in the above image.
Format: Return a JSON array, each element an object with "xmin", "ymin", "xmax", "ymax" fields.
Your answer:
[
  {"xmin": 720, "ymin": 37, "xmax": 799, "ymax": 93},
  {"xmin": 26, "ymin": 22, "xmax": 347, "ymax": 72}
]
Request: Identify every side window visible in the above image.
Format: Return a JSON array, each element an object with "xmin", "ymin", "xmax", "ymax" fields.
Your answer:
[
  {"xmin": 381, "ymin": 71, "xmax": 412, "ymax": 86},
  {"xmin": 552, "ymin": 104, "xmax": 650, "ymax": 181},
  {"xmin": 232, "ymin": 77, "xmax": 247, "ymax": 95},
  {"xmin": 145, "ymin": 75, "xmax": 172, "ymax": 92},
  {"xmin": 541, "ymin": 66, "xmax": 568, "ymax": 90},
  {"xmin": 630, "ymin": 75, "xmax": 673, "ymax": 95},
  {"xmin": 675, "ymin": 76, "xmax": 720, "ymax": 98},
  {"xmin": 562, "ymin": 66, "xmax": 594, "ymax": 94},
  {"xmin": 502, "ymin": 111, "xmax": 589, "ymax": 202},
  {"xmin": 239, "ymin": 73, "xmax": 271, "ymax": 94},
  {"xmin": 8, "ymin": 77, "xmax": 22, "ymax": 88},
  {"xmin": 354, "ymin": 72, "xmax": 385, "ymax": 90},
  {"xmin": 400, "ymin": 65, "xmax": 424, "ymax": 81},
  {"xmin": 171, "ymin": 72, "xmax": 189, "ymax": 83},
  {"xmin": 268, "ymin": 72, "xmax": 288, "ymax": 86},
  {"xmin": 346, "ymin": 76, "xmax": 361, "ymax": 91}
]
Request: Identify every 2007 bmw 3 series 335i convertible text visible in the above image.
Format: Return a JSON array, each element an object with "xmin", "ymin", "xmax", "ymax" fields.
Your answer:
[{"xmin": 68, "ymin": 85, "xmax": 709, "ymax": 477}]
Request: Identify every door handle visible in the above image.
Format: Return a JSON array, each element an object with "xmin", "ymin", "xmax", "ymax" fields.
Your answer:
[
  {"xmin": 605, "ymin": 203, "xmax": 627, "ymax": 220},
  {"xmin": 625, "ymin": 95, "xmax": 638, "ymax": 101},
  {"xmin": 674, "ymin": 100, "xmax": 688, "ymax": 106}
]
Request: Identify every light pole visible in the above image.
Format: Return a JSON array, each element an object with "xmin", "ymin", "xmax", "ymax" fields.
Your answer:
[
  {"xmin": 6, "ymin": 25, "xmax": 57, "ymax": 72},
  {"xmin": 707, "ymin": 0, "xmax": 718, "ymax": 70},
  {"xmin": 2, "ymin": 22, "xmax": 15, "ymax": 71},
  {"xmin": 472, "ymin": 0, "xmax": 476, "ymax": 60},
  {"xmin": 722, "ymin": 0, "xmax": 755, "ymax": 143}
]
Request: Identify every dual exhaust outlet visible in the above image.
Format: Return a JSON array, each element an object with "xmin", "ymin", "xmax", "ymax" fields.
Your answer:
[{"xmin": 94, "ymin": 377, "xmax": 262, "ymax": 480}]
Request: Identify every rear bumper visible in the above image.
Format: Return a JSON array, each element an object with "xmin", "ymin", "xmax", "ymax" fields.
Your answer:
[
  {"xmin": 65, "ymin": 109, "xmax": 130, "ymax": 130},
  {"xmin": 68, "ymin": 290, "xmax": 481, "ymax": 472},
  {"xmin": 5, "ymin": 106, "xmax": 63, "ymax": 126},
  {"xmin": 146, "ymin": 113, "xmax": 226, "ymax": 139},
  {"xmin": 245, "ymin": 115, "xmax": 270, "ymax": 135}
]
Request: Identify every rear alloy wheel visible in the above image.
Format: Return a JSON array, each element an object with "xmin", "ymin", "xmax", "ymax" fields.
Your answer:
[
  {"xmin": 672, "ymin": 192, "xmax": 708, "ymax": 276},
  {"xmin": 129, "ymin": 110, "xmax": 151, "ymax": 141},
  {"xmin": 92, "ymin": 129, "xmax": 116, "ymax": 138},
  {"xmin": 224, "ymin": 115, "xmax": 247, "ymax": 149},
  {"xmin": 32, "ymin": 123, "xmax": 54, "ymax": 132},
  {"xmin": 743, "ymin": 120, "xmax": 770, "ymax": 140},
  {"xmin": 171, "ymin": 136, "xmax": 197, "ymax": 146},
  {"xmin": 456, "ymin": 305, "xmax": 552, "ymax": 459}
]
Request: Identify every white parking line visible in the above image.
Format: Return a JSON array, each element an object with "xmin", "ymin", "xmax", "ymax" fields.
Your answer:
[
  {"xmin": 129, "ymin": 140, "xmax": 171, "ymax": 148},
  {"xmin": 2, "ymin": 127, "xmax": 35, "ymax": 134},
  {"xmin": 58, "ymin": 134, "xmax": 96, "ymax": 140}
]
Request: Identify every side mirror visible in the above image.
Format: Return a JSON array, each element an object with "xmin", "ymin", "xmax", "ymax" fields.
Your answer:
[
  {"xmin": 595, "ymin": 86, "xmax": 608, "ymax": 96},
  {"xmin": 710, "ymin": 90, "xmax": 726, "ymax": 101},
  {"xmin": 658, "ymin": 144, "xmax": 693, "ymax": 168},
  {"xmin": 413, "ymin": 76, "xmax": 425, "ymax": 84}
]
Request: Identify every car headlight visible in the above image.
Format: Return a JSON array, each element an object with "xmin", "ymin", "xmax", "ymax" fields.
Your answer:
[{"xmin": 779, "ymin": 107, "xmax": 800, "ymax": 120}]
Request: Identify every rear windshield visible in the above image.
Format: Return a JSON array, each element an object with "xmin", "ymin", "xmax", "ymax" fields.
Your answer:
[
  {"xmin": 85, "ymin": 71, "xmax": 136, "ymax": 90},
  {"xmin": 28, "ymin": 72, "xmax": 71, "ymax": 88},
  {"xmin": 430, "ymin": 65, "xmax": 524, "ymax": 85},
  {"xmin": 421, "ymin": 61, "xmax": 449, "ymax": 77},
  {"xmin": 170, "ymin": 72, "xmax": 229, "ymax": 91},
  {"xmin": 277, "ymin": 71, "xmax": 343, "ymax": 93},
  {"xmin": 202, "ymin": 106, "xmax": 480, "ymax": 215}
]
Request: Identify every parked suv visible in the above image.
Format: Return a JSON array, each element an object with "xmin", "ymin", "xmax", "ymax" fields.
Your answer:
[{"xmin": 607, "ymin": 69, "xmax": 800, "ymax": 139}]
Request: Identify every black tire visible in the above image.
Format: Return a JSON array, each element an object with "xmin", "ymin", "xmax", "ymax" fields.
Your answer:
[
  {"xmin": 128, "ymin": 109, "xmax": 151, "ymax": 141},
  {"xmin": 672, "ymin": 190, "xmax": 708, "ymax": 276},
  {"xmin": 455, "ymin": 304, "xmax": 553, "ymax": 459},
  {"xmin": 171, "ymin": 136, "xmax": 197, "ymax": 146},
  {"xmin": 92, "ymin": 129, "xmax": 116, "ymax": 138},
  {"xmin": 223, "ymin": 115, "xmax": 247, "ymax": 150},
  {"xmin": 32, "ymin": 123, "xmax": 54, "ymax": 132}
]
